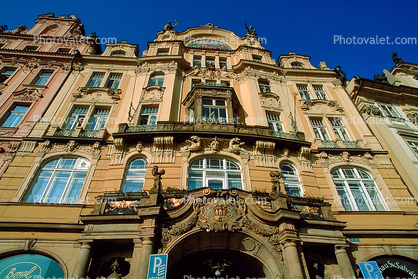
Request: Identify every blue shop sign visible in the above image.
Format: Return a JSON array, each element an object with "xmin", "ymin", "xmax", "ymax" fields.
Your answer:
[{"xmin": 0, "ymin": 254, "xmax": 64, "ymax": 279}]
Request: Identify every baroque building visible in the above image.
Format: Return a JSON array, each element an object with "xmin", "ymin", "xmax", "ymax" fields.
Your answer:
[{"xmin": 0, "ymin": 16, "xmax": 417, "ymax": 279}]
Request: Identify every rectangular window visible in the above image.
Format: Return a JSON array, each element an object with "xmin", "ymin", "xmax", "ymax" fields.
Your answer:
[
  {"xmin": 220, "ymin": 58, "xmax": 227, "ymax": 69},
  {"xmin": 24, "ymin": 45, "xmax": 38, "ymax": 52},
  {"xmin": 0, "ymin": 68, "xmax": 16, "ymax": 83},
  {"xmin": 1, "ymin": 104, "xmax": 30, "ymax": 127},
  {"xmin": 193, "ymin": 56, "xmax": 202, "ymax": 67},
  {"xmin": 139, "ymin": 106, "xmax": 158, "ymax": 125},
  {"xmin": 379, "ymin": 103, "xmax": 401, "ymax": 118},
  {"xmin": 313, "ymin": 86, "xmax": 328, "ymax": 100},
  {"xmin": 267, "ymin": 113, "xmax": 283, "ymax": 133},
  {"xmin": 298, "ymin": 85, "xmax": 311, "ymax": 100},
  {"xmin": 34, "ymin": 71, "xmax": 52, "ymax": 86},
  {"xmin": 157, "ymin": 48, "xmax": 169, "ymax": 55},
  {"xmin": 57, "ymin": 48, "xmax": 71, "ymax": 54},
  {"xmin": 206, "ymin": 57, "xmax": 215, "ymax": 68},
  {"xmin": 192, "ymin": 79, "xmax": 201, "ymax": 88},
  {"xmin": 64, "ymin": 107, "xmax": 88, "ymax": 130},
  {"xmin": 330, "ymin": 119, "xmax": 350, "ymax": 141},
  {"xmin": 87, "ymin": 108, "xmax": 109, "ymax": 130},
  {"xmin": 221, "ymin": 80, "xmax": 230, "ymax": 87},
  {"xmin": 407, "ymin": 141, "xmax": 418, "ymax": 157},
  {"xmin": 252, "ymin": 55, "xmax": 262, "ymax": 62},
  {"xmin": 105, "ymin": 74, "xmax": 122, "ymax": 89},
  {"xmin": 259, "ymin": 80, "xmax": 271, "ymax": 93},
  {"xmin": 88, "ymin": 73, "xmax": 104, "ymax": 87},
  {"xmin": 310, "ymin": 118, "xmax": 330, "ymax": 140},
  {"xmin": 202, "ymin": 98, "xmax": 227, "ymax": 123}
]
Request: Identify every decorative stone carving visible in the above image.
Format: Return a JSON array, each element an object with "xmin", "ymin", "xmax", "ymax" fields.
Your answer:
[
  {"xmin": 0, "ymin": 128, "xmax": 17, "ymax": 137},
  {"xmin": 184, "ymin": 66, "xmax": 236, "ymax": 80},
  {"xmin": 196, "ymin": 195, "xmax": 246, "ymax": 232},
  {"xmin": 40, "ymin": 140, "xmax": 51, "ymax": 153},
  {"xmin": 140, "ymin": 87, "xmax": 164, "ymax": 103},
  {"xmin": 73, "ymin": 87, "xmax": 121, "ymax": 103},
  {"xmin": 361, "ymin": 105, "xmax": 383, "ymax": 116},
  {"xmin": 13, "ymin": 87, "xmax": 44, "ymax": 101},
  {"xmin": 406, "ymin": 112, "xmax": 418, "ymax": 124},
  {"xmin": 105, "ymin": 200, "xmax": 141, "ymax": 215},
  {"xmin": 181, "ymin": 136, "xmax": 201, "ymax": 152},
  {"xmin": 17, "ymin": 141, "xmax": 37, "ymax": 156},
  {"xmin": 259, "ymin": 92, "xmax": 282, "ymax": 111},
  {"xmin": 151, "ymin": 165, "xmax": 165, "ymax": 193},
  {"xmin": 67, "ymin": 140, "xmax": 78, "ymax": 152},
  {"xmin": 318, "ymin": 62, "xmax": 329, "ymax": 69},
  {"xmin": 242, "ymin": 216, "xmax": 281, "ymax": 252},
  {"xmin": 92, "ymin": 142, "xmax": 101, "ymax": 156},
  {"xmin": 152, "ymin": 136, "xmax": 174, "ymax": 164},
  {"xmin": 136, "ymin": 141, "xmax": 144, "ymax": 152},
  {"xmin": 270, "ymin": 170, "xmax": 282, "ymax": 195},
  {"xmin": 209, "ymin": 137, "xmax": 221, "ymax": 152},
  {"xmin": 254, "ymin": 140, "xmax": 276, "ymax": 167},
  {"xmin": 109, "ymin": 138, "xmax": 125, "ymax": 165},
  {"xmin": 228, "ymin": 137, "xmax": 245, "ymax": 154},
  {"xmin": 137, "ymin": 61, "xmax": 178, "ymax": 74}
]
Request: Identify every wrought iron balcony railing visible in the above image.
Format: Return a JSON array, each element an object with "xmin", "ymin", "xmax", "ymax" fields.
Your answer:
[
  {"xmin": 342, "ymin": 140, "xmax": 360, "ymax": 149},
  {"xmin": 126, "ymin": 125, "xmax": 157, "ymax": 132},
  {"xmin": 321, "ymin": 140, "xmax": 339, "ymax": 148},
  {"xmin": 54, "ymin": 129, "xmax": 75, "ymax": 137}
]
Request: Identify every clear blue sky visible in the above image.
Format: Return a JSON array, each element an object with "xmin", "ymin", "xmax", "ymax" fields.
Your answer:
[{"xmin": 2, "ymin": 0, "xmax": 417, "ymax": 80}]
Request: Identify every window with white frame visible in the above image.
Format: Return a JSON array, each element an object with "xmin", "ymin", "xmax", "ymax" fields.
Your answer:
[
  {"xmin": 329, "ymin": 119, "xmax": 350, "ymax": 141},
  {"xmin": 64, "ymin": 107, "xmax": 88, "ymax": 130},
  {"xmin": 407, "ymin": 140, "xmax": 418, "ymax": 157},
  {"xmin": 86, "ymin": 108, "xmax": 109, "ymax": 131},
  {"xmin": 88, "ymin": 73, "xmax": 104, "ymax": 87},
  {"xmin": 267, "ymin": 113, "xmax": 283, "ymax": 133},
  {"xmin": 34, "ymin": 71, "xmax": 52, "ymax": 86},
  {"xmin": 111, "ymin": 51, "xmax": 126, "ymax": 57},
  {"xmin": 220, "ymin": 58, "xmax": 227, "ymax": 69},
  {"xmin": 379, "ymin": 103, "xmax": 401, "ymax": 118},
  {"xmin": 313, "ymin": 86, "xmax": 328, "ymax": 100},
  {"xmin": 331, "ymin": 167, "xmax": 388, "ymax": 211},
  {"xmin": 0, "ymin": 68, "xmax": 17, "ymax": 83},
  {"xmin": 122, "ymin": 158, "xmax": 147, "ymax": 193},
  {"xmin": 280, "ymin": 163, "xmax": 302, "ymax": 197},
  {"xmin": 310, "ymin": 119, "xmax": 330, "ymax": 140},
  {"xmin": 193, "ymin": 56, "xmax": 202, "ymax": 67},
  {"xmin": 297, "ymin": 85, "xmax": 311, "ymax": 100},
  {"xmin": 148, "ymin": 73, "xmax": 164, "ymax": 87},
  {"xmin": 202, "ymin": 98, "xmax": 227, "ymax": 123},
  {"xmin": 1, "ymin": 104, "xmax": 30, "ymax": 128},
  {"xmin": 105, "ymin": 73, "xmax": 122, "ymax": 89},
  {"xmin": 259, "ymin": 79, "xmax": 271, "ymax": 93},
  {"xmin": 22, "ymin": 157, "xmax": 90, "ymax": 204},
  {"xmin": 139, "ymin": 106, "xmax": 158, "ymax": 125},
  {"xmin": 188, "ymin": 157, "xmax": 242, "ymax": 190}
]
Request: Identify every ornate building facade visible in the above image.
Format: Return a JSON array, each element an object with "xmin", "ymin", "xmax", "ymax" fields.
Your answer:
[{"xmin": 0, "ymin": 16, "xmax": 417, "ymax": 279}]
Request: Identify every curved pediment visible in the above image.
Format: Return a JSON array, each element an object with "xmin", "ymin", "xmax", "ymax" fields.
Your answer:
[{"xmin": 73, "ymin": 87, "xmax": 121, "ymax": 103}]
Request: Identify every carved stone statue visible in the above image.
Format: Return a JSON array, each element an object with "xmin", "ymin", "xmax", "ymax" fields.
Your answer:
[
  {"xmin": 210, "ymin": 137, "xmax": 221, "ymax": 152},
  {"xmin": 5, "ymin": 25, "xmax": 26, "ymax": 35},
  {"xmin": 228, "ymin": 138, "xmax": 244, "ymax": 154},
  {"xmin": 107, "ymin": 259, "xmax": 122, "ymax": 279},
  {"xmin": 0, "ymin": 25, "xmax": 7, "ymax": 33},
  {"xmin": 270, "ymin": 170, "xmax": 282, "ymax": 194},
  {"xmin": 244, "ymin": 20, "xmax": 257, "ymax": 37},
  {"xmin": 163, "ymin": 19, "xmax": 178, "ymax": 31},
  {"xmin": 334, "ymin": 66, "xmax": 347, "ymax": 86},
  {"xmin": 151, "ymin": 165, "xmax": 165, "ymax": 193},
  {"xmin": 392, "ymin": 51, "xmax": 403, "ymax": 65},
  {"xmin": 374, "ymin": 73, "xmax": 388, "ymax": 84},
  {"xmin": 181, "ymin": 136, "xmax": 201, "ymax": 152},
  {"xmin": 360, "ymin": 105, "xmax": 383, "ymax": 116}
]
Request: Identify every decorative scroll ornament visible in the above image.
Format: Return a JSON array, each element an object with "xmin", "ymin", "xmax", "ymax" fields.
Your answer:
[{"xmin": 228, "ymin": 137, "xmax": 245, "ymax": 154}]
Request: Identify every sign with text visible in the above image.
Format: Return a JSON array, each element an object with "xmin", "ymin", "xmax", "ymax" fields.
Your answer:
[
  {"xmin": 359, "ymin": 261, "xmax": 384, "ymax": 279},
  {"xmin": 147, "ymin": 254, "xmax": 168, "ymax": 279}
]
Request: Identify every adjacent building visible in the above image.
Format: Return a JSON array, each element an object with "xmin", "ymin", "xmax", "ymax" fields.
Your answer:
[{"xmin": 0, "ymin": 16, "xmax": 417, "ymax": 279}]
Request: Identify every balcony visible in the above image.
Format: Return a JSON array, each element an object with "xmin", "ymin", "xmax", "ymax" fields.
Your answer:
[
  {"xmin": 315, "ymin": 138, "xmax": 364, "ymax": 149},
  {"xmin": 126, "ymin": 125, "xmax": 157, "ymax": 132},
  {"xmin": 320, "ymin": 140, "xmax": 339, "ymax": 148},
  {"xmin": 51, "ymin": 126, "xmax": 107, "ymax": 139}
]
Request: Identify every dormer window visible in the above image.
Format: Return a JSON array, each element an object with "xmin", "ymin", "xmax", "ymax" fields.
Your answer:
[
  {"xmin": 252, "ymin": 55, "xmax": 262, "ymax": 62},
  {"xmin": 111, "ymin": 51, "xmax": 126, "ymax": 57},
  {"xmin": 291, "ymin": 62, "xmax": 304, "ymax": 69},
  {"xmin": 157, "ymin": 48, "xmax": 169, "ymax": 55},
  {"xmin": 57, "ymin": 48, "xmax": 71, "ymax": 54},
  {"xmin": 23, "ymin": 45, "xmax": 39, "ymax": 52}
]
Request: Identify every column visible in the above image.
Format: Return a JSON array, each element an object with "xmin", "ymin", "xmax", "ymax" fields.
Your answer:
[
  {"xmin": 335, "ymin": 245, "xmax": 356, "ymax": 279},
  {"xmin": 72, "ymin": 242, "xmax": 92, "ymax": 279},
  {"xmin": 137, "ymin": 237, "xmax": 154, "ymax": 279},
  {"xmin": 128, "ymin": 239, "xmax": 142, "ymax": 279},
  {"xmin": 283, "ymin": 241, "xmax": 304, "ymax": 279}
]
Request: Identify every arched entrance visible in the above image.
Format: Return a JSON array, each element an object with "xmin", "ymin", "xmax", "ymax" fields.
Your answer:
[
  {"xmin": 165, "ymin": 230, "xmax": 283, "ymax": 279},
  {"xmin": 371, "ymin": 255, "xmax": 418, "ymax": 279}
]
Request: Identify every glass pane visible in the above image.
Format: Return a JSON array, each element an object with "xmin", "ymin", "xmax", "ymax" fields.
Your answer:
[
  {"xmin": 208, "ymin": 180, "xmax": 223, "ymax": 189},
  {"xmin": 215, "ymin": 100, "xmax": 226, "ymax": 106},
  {"xmin": 228, "ymin": 179, "xmax": 242, "ymax": 189},
  {"xmin": 63, "ymin": 172, "xmax": 86, "ymax": 203},
  {"xmin": 285, "ymin": 185, "xmax": 301, "ymax": 197},
  {"xmin": 44, "ymin": 171, "xmax": 71, "ymax": 203},
  {"xmin": 208, "ymin": 159, "xmax": 221, "ymax": 169},
  {"xmin": 348, "ymin": 181, "xmax": 372, "ymax": 211},
  {"xmin": 342, "ymin": 169, "xmax": 356, "ymax": 178},
  {"xmin": 126, "ymin": 170, "xmax": 146, "ymax": 177},
  {"xmin": 206, "ymin": 171, "xmax": 224, "ymax": 177},
  {"xmin": 364, "ymin": 181, "xmax": 387, "ymax": 211},
  {"xmin": 123, "ymin": 179, "xmax": 144, "ymax": 193},
  {"xmin": 58, "ymin": 158, "xmax": 76, "ymax": 169},
  {"xmin": 336, "ymin": 184, "xmax": 354, "ymax": 211},
  {"xmin": 130, "ymin": 159, "xmax": 147, "ymax": 169},
  {"xmin": 23, "ymin": 171, "xmax": 52, "ymax": 203}
]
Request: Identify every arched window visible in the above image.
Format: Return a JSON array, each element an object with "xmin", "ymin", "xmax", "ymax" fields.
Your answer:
[
  {"xmin": 111, "ymin": 51, "xmax": 126, "ymax": 57},
  {"xmin": 23, "ymin": 157, "xmax": 90, "ymax": 204},
  {"xmin": 188, "ymin": 157, "xmax": 242, "ymax": 190},
  {"xmin": 280, "ymin": 163, "xmax": 302, "ymax": 197},
  {"xmin": 148, "ymin": 73, "xmax": 164, "ymax": 87},
  {"xmin": 331, "ymin": 167, "xmax": 388, "ymax": 211},
  {"xmin": 122, "ymin": 158, "xmax": 147, "ymax": 193},
  {"xmin": 291, "ymin": 62, "xmax": 304, "ymax": 69}
]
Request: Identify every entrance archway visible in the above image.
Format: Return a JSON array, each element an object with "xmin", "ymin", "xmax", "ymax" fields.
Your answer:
[{"xmin": 165, "ymin": 230, "xmax": 283, "ymax": 279}]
